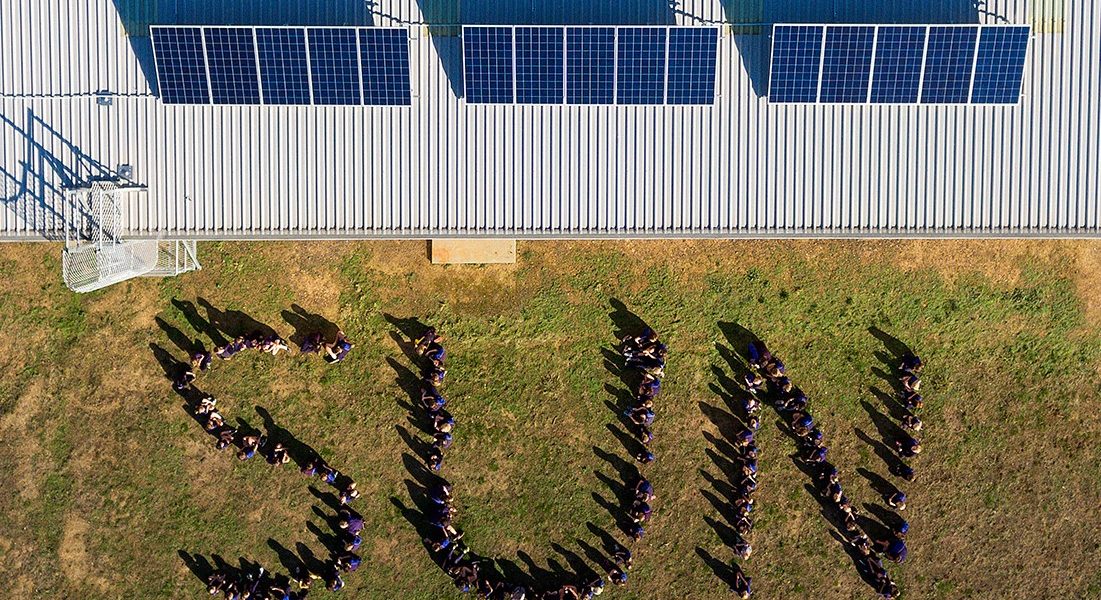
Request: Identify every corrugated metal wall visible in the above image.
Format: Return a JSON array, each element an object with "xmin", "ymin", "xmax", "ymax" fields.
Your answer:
[{"xmin": 0, "ymin": 0, "xmax": 1097, "ymax": 240}]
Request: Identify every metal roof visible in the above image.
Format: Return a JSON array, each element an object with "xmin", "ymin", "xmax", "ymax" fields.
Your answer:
[{"xmin": 1, "ymin": 0, "xmax": 1097, "ymax": 240}]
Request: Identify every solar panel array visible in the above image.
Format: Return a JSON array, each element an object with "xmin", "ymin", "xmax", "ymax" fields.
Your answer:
[
  {"xmin": 152, "ymin": 26, "xmax": 411, "ymax": 106},
  {"xmin": 769, "ymin": 24, "xmax": 1031, "ymax": 105},
  {"xmin": 463, "ymin": 26, "xmax": 720, "ymax": 105}
]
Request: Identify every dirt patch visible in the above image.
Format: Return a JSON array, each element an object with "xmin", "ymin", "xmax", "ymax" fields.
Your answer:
[
  {"xmin": 59, "ymin": 514, "xmax": 110, "ymax": 592},
  {"xmin": 2, "ymin": 380, "xmax": 46, "ymax": 502},
  {"xmin": 1073, "ymin": 242, "xmax": 1101, "ymax": 326}
]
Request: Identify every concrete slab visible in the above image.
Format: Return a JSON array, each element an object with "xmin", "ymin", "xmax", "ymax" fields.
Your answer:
[{"xmin": 430, "ymin": 239, "xmax": 517, "ymax": 264}]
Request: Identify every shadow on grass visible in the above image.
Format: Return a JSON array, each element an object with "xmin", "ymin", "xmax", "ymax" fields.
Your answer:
[
  {"xmin": 608, "ymin": 298, "xmax": 649, "ymax": 341},
  {"xmin": 695, "ymin": 547, "xmax": 742, "ymax": 591},
  {"xmin": 255, "ymin": 405, "xmax": 321, "ymax": 470},
  {"xmin": 156, "ymin": 315, "xmax": 202, "ymax": 356},
  {"xmin": 281, "ymin": 304, "xmax": 339, "ymax": 350},
  {"xmin": 199, "ymin": 297, "xmax": 279, "ymax": 340},
  {"xmin": 172, "ymin": 298, "xmax": 225, "ymax": 347}
]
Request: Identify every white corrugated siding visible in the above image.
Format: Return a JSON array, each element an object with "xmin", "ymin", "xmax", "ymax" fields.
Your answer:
[{"xmin": 0, "ymin": 0, "xmax": 1098, "ymax": 239}]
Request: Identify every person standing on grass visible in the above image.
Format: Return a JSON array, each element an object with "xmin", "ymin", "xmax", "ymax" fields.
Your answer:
[
  {"xmin": 746, "ymin": 340, "xmax": 771, "ymax": 371},
  {"xmin": 894, "ymin": 437, "xmax": 922, "ymax": 458},
  {"xmin": 339, "ymin": 481, "xmax": 360, "ymax": 505},
  {"xmin": 415, "ymin": 327, "xmax": 442, "ymax": 356},
  {"xmin": 325, "ymin": 331, "xmax": 354, "ymax": 363},
  {"xmin": 261, "ymin": 335, "xmax": 290, "ymax": 356},
  {"xmin": 732, "ymin": 569, "xmax": 752, "ymax": 599},
  {"xmin": 191, "ymin": 350, "xmax": 212, "ymax": 372},
  {"xmin": 301, "ymin": 332, "xmax": 324, "ymax": 355},
  {"xmin": 266, "ymin": 442, "xmax": 290, "ymax": 466},
  {"xmin": 901, "ymin": 391, "xmax": 923, "ymax": 410},
  {"xmin": 237, "ymin": 434, "xmax": 262, "ymax": 460},
  {"xmin": 901, "ymin": 414, "xmax": 923, "ymax": 433},
  {"xmin": 899, "ymin": 353, "xmax": 923, "ymax": 374},
  {"xmin": 338, "ymin": 508, "xmax": 364, "ymax": 535},
  {"xmin": 900, "ymin": 372, "xmax": 921, "ymax": 393}
]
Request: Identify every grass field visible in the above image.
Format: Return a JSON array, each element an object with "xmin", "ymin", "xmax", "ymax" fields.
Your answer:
[{"xmin": 1, "ymin": 240, "xmax": 1100, "ymax": 599}]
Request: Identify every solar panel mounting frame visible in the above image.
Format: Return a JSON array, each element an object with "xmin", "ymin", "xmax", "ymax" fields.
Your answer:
[{"xmin": 768, "ymin": 23, "xmax": 1032, "ymax": 107}]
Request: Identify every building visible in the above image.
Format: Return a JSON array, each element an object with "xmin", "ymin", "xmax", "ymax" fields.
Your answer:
[{"xmin": 0, "ymin": 0, "xmax": 1096, "ymax": 244}]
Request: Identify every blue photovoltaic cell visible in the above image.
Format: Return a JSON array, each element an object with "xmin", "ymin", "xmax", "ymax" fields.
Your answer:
[
  {"xmin": 567, "ymin": 27, "xmax": 615, "ymax": 105},
  {"xmin": 921, "ymin": 26, "xmax": 978, "ymax": 104},
  {"xmin": 515, "ymin": 27, "xmax": 564, "ymax": 104},
  {"xmin": 769, "ymin": 25, "xmax": 825, "ymax": 103},
  {"xmin": 819, "ymin": 26, "xmax": 874, "ymax": 103},
  {"xmin": 152, "ymin": 27, "xmax": 209, "ymax": 104},
  {"xmin": 256, "ymin": 28, "xmax": 311, "ymax": 105},
  {"xmin": 359, "ymin": 28, "xmax": 411, "ymax": 106},
  {"xmin": 464, "ymin": 27, "xmax": 514, "ymax": 104},
  {"xmin": 971, "ymin": 26, "xmax": 1029, "ymax": 104},
  {"xmin": 667, "ymin": 27, "xmax": 718, "ymax": 105},
  {"xmin": 616, "ymin": 27, "xmax": 667, "ymax": 105},
  {"xmin": 204, "ymin": 27, "xmax": 261, "ymax": 105},
  {"xmin": 870, "ymin": 26, "xmax": 926, "ymax": 103},
  {"xmin": 308, "ymin": 28, "xmax": 362, "ymax": 105},
  {"xmin": 255, "ymin": 27, "xmax": 312, "ymax": 105}
]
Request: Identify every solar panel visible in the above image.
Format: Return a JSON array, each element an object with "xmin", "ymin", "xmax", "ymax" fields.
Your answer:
[
  {"xmin": 566, "ymin": 27, "xmax": 615, "ymax": 105},
  {"xmin": 819, "ymin": 26, "xmax": 874, "ymax": 103},
  {"xmin": 921, "ymin": 26, "xmax": 978, "ymax": 104},
  {"xmin": 204, "ymin": 27, "xmax": 261, "ymax": 105},
  {"xmin": 770, "ymin": 24, "xmax": 1028, "ymax": 105},
  {"xmin": 970, "ymin": 26, "xmax": 1030, "ymax": 104},
  {"xmin": 463, "ymin": 27, "xmax": 515, "ymax": 104},
  {"xmin": 617, "ymin": 27, "xmax": 667, "ymax": 105},
  {"xmin": 515, "ymin": 27, "xmax": 565, "ymax": 104},
  {"xmin": 667, "ymin": 27, "xmax": 719, "ymax": 105},
  {"xmin": 769, "ymin": 25, "xmax": 824, "ymax": 103},
  {"xmin": 462, "ymin": 26, "xmax": 717, "ymax": 106},
  {"xmin": 307, "ymin": 28, "xmax": 362, "ymax": 106},
  {"xmin": 151, "ymin": 27, "xmax": 210, "ymax": 104},
  {"xmin": 870, "ymin": 26, "xmax": 926, "ymax": 103},
  {"xmin": 256, "ymin": 28, "xmax": 312, "ymax": 105},
  {"xmin": 359, "ymin": 28, "xmax": 412, "ymax": 106}
]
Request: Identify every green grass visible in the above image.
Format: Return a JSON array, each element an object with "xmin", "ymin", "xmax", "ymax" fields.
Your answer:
[{"xmin": 0, "ymin": 240, "xmax": 1100, "ymax": 599}]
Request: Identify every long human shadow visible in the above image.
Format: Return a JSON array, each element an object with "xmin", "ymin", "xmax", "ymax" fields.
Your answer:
[
  {"xmin": 255, "ymin": 405, "xmax": 321, "ymax": 470},
  {"xmin": 868, "ymin": 326, "xmax": 912, "ymax": 360},
  {"xmin": 857, "ymin": 468, "xmax": 902, "ymax": 508},
  {"xmin": 386, "ymin": 357, "xmax": 435, "ymax": 434},
  {"xmin": 383, "ymin": 313, "xmax": 429, "ymax": 343},
  {"xmin": 266, "ymin": 539, "xmax": 306, "ymax": 576},
  {"xmin": 172, "ymin": 298, "xmax": 224, "ymax": 347},
  {"xmin": 178, "ymin": 550, "xmax": 215, "ymax": 583},
  {"xmin": 717, "ymin": 322, "xmax": 759, "ymax": 369},
  {"xmin": 149, "ymin": 342, "xmax": 185, "ymax": 381},
  {"xmin": 156, "ymin": 316, "xmax": 203, "ymax": 356},
  {"xmin": 862, "ymin": 502, "xmax": 907, "ymax": 541},
  {"xmin": 860, "ymin": 400, "xmax": 907, "ymax": 449},
  {"xmin": 149, "ymin": 342, "xmax": 207, "ymax": 403},
  {"xmin": 281, "ymin": 304, "xmax": 339, "ymax": 350},
  {"xmin": 608, "ymin": 298, "xmax": 649, "ymax": 342},
  {"xmin": 198, "ymin": 298, "xmax": 278, "ymax": 341},
  {"xmin": 869, "ymin": 385, "xmax": 912, "ymax": 422},
  {"xmin": 695, "ymin": 547, "xmax": 742, "ymax": 591},
  {"xmin": 698, "ymin": 401, "xmax": 744, "ymax": 446},
  {"xmin": 855, "ymin": 427, "xmax": 906, "ymax": 474}
]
